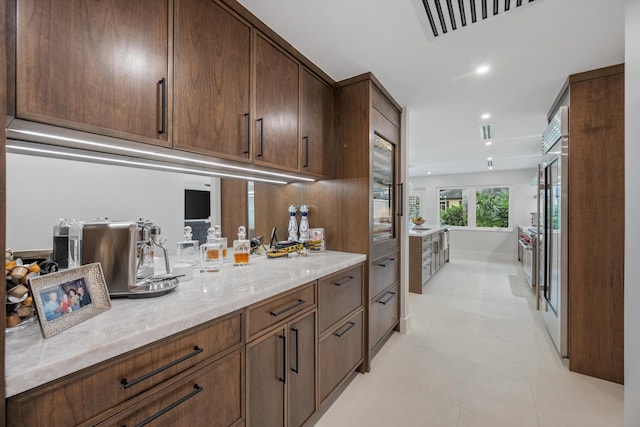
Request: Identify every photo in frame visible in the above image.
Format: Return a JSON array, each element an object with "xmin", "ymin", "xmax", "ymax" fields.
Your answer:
[
  {"xmin": 308, "ymin": 228, "xmax": 325, "ymax": 251},
  {"xmin": 28, "ymin": 262, "xmax": 111, "ymax": 338}
]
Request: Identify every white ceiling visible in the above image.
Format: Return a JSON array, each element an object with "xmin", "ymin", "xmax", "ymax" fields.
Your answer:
[{"xmin": 237, "ymin": 0, "xmax": 625, "ymax": 177}]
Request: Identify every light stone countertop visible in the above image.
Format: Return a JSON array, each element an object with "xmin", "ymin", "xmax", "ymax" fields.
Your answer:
[
  {"xmin": 5, "ymin": 250, "xmax": 366, "ymax": 397},
  {"xmin": 409, "ymin": 224, "xmax": 449, "ymax": 237}
]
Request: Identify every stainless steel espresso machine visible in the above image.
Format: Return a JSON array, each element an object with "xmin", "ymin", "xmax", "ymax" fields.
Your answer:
[{"xmin": 82, "ymin": 219, "xmax": 179, "ymax": 298}]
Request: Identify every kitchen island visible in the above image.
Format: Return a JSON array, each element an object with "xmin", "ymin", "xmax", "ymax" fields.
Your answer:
[
  {"xmin": 6, "ymin": 250, "xmax": 366, "ymax": 427},
  {"xmin": 409, "ymin": 225, "xmax": 450, "ymax": 294}
]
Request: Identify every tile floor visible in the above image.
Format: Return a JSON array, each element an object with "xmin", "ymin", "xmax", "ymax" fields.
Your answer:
[{"xmin": 315, "ymin": 257, "xmax": 624, "ymax": 427}]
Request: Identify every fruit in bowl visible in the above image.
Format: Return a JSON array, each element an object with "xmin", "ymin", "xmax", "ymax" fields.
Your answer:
[{"xmin": 411, "ymin": 217, "xmax": 425, "ymax": 225}]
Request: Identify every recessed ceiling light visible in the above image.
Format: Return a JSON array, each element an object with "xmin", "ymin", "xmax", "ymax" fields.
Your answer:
[
  {"xmin": 476, "ymin": 65, "xmax": 490, "ymax": 74},
  {"xmin": 485, "ymin": 140, "xmax": 492, "ymax": 146},
  {"xmin": 427, "ymin": 171, "xmax": 432, "ymax": 175},
  {"xmin": 481, "ymin": 113, "xmax": 491, "ymax": 119}
]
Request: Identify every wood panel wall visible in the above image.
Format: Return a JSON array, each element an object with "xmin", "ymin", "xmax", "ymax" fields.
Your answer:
[
  {"xmin": 568, "ymin": 64, "xmax": 625, "ymax": 384},
  {"xmin": 220, "ymin": 179, "xmax": 248, "ymax": 243}
]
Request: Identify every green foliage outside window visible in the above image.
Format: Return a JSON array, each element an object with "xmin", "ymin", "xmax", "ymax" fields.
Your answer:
[
  {"xmin": 440, "ymin": 205, "xmax": 468, "ymax": 226},
  {"xmin": 476, "ymin": 188, "xmax": 509, "ymax": 228}
]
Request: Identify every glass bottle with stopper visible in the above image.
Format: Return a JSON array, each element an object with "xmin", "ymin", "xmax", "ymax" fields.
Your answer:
[
  {"xmin": 233, "ymin": 226, "xmax": 250, "ymax": 266},
  {"xmin": 287, "ymin": 205, "xmax": 298, "ymax": 242},
  {"xmin": 213, "ymin": 225, "xmax": 228, "ymax": 263},
  {"xmin": 200, "ymin": 227, "xmax": 223, "ymax": 272},
  {"xmin": 177, "ymin": 226, "xmax": 199, "ymax": 267},
  {"xmin": 299, "ymin": 204, "xmax": 310, "ymax": 242}
]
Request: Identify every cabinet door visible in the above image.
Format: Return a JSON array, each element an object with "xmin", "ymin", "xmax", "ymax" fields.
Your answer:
[
  {"xmin": 16, "ymin": 0, "xmax": 169, "ymax": 145},
  {"xmin": 254, "ymin": 33, "xmax": 300, "ymax": 171},
  {"xmin": 289, "ymin": 312, "xmax": 316, "ymax": 427},
  {"xmin": 319, "ymin": 311, "xmax": 364, "ymax": 403},
  {"xmin": 173, "ymin": 0, "xmax": 251, "ymax": 160},
  {"xmin": 369, "ymin": 284, "xmax": 399, "ymax": 352},
  {"xmin": 98, "ymin": 351, "xmax": 243, "ymax": 427},
  {"xmin": 247, "ymin": 327, "xmax": 286, "ymax": 427},
  {"xmin": 300, "ymin": 69, "xmax": 332, "ymax": 176}
]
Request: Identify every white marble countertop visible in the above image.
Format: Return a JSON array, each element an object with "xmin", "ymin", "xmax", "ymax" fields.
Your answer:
[
  {"xmin": 5, "ymin": 250, "xmax": 366, "ymax": 397},
  {"xmin": 409, "ymin": 224, "xmax": 449, "ymax": 237}
]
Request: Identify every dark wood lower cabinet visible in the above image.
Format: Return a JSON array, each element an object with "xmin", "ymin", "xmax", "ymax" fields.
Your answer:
[
  {"xmin": 6, "ymin": 313, "xmax": 243, "ymax": 427},
  {"xmin": 369, "ymin": 284, "xmax": 399, "ymax": 352},
  {"xmin": 319, "ymin": 310, "xmax": 364, "ymax": 403},
  {"xmin": 247, "ymin": 310, "xmax": 316, "ymax": 427},
  {"xmin": 288, "ymin": 312, "xmax": 316, "ymax": 427},
  {"xmin": 97, "ymin": 350, "xmax": 244, "ymax": 427},
  {"xmin": 247, "ymin": 327, "xmax": 286, "ymax": 427}
]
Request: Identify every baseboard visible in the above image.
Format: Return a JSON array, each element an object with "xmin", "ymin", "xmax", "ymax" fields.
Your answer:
[{"xmin": 450, "ymin": 249, "xmax": 515, "ymax": 262}]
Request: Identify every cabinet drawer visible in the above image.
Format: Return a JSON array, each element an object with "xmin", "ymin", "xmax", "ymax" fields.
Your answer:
[
  {"xmin": 369, "ymin": 284, "xmax": 399, "ymax": 351},
  {"xmin": 319, "ymin": 310, "xmax": 363, "ymax": 403},
  {"xmin": 97, "ymin": 350, "xmax": 243, "ymax": 427},
  {"xmin": 6, "ymin": 313, "xmax": 242, "ymax": 427},
  {"xmin": 370, "ymin": 251, "xmax": 399, "ymax": 299},
  {"xmin": 247, "ymin": 282, "xmax": 316, "ymax": 338},
  {"xmin": 318, "ymin": 264, "xmax": 363, "ymax": 334}
]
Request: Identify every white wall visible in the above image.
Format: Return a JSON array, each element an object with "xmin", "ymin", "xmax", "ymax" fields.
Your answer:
[
  {"xmin": 6, "ymin": 154, "xmax": 186, "ymax": 255},
  {"xmin": 625, "ymin": 2, "xmax": 640, "ymax": 425},
  {"xmin": 410, "ymin": 168, "xmax": 537, "ymax": 261}
]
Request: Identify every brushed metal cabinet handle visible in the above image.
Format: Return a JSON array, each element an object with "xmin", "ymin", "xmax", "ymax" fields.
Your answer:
[
  {"xmin": 270, "ymin": 298, "xmax": 305, "ymax": 317},
  {"xmin": 334, "ymin": 321, "xmax": 356, "ymax": 338},
  {"xmin": 134, "ymin": 384, "xmax": 203, "ymax": 427},
  {"xmin": 121, "ymin": 346, "xmax": 203, "ymax": 389}
]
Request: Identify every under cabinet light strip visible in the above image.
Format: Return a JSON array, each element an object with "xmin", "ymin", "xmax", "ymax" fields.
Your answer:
[
  {"xmin": 6, "ymin": 144, "xmax": 288, "ymax": 184},
  {"xmin": 9, "ymin": 129, "xmax": 315, "ymax": 182}
]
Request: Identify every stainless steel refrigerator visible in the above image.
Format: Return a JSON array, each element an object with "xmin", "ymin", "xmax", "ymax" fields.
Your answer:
[{"xmin": 538, "ymin": 106, "xmax": 569, "ymax": 358}]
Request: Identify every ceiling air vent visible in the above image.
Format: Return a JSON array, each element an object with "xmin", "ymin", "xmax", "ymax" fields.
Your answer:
[{"xmin": 414, "ymin": 0, "xmax": 538, "ymax": 39}]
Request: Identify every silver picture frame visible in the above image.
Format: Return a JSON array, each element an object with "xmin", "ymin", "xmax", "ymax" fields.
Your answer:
[{"xmin": 29, "ymin": 262, "xmax": 111, "ymax": 338}]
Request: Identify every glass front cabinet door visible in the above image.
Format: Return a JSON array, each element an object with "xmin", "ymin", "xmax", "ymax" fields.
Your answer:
[{"xmin": 372, "ymin": 134, "xmax": 396, "ymax": 242}]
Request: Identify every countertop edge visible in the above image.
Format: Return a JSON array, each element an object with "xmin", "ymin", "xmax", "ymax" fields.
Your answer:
[{"xmin": 409, "ymin": 225, "xmax": 449, "ymax": 237}]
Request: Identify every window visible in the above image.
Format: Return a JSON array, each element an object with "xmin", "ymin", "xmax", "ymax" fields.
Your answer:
[
  {"xmin": 409, "ymin": 195, "xmax": 421, "ymax": 219},
  {"xmin": 476, "ymin": 187, "xmax": 509, "ymax": 228},
  {"xmin": 439, "ymin": 189, "xmax": 468, "ymax": 226},
  {"xmin": 439, "ymin": 186, "xmax": 511, "ymax": 229}
]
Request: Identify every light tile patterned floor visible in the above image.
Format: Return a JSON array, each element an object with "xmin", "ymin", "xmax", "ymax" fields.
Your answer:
[{"xmin": 315, "ymin": 257, "xmax": 623, "ymax": 427}]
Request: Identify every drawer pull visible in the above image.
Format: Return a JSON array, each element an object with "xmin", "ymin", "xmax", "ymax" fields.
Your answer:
[
  {"xmin": 121, "ymin": 346, "xmax": 203, "ymax": 389},
  {"xmin": 291, "ymin": 327, "xmax": 299, "ymax": 374},
  {"xmin": 377, "ymin": 291, "xmax": 397, "ymax": 305},
  {"xmin": 333, "ymin": 276, "xmax": 355, "ymax": 287},
  {"xmin": 133, "ymin": 384, "xmax": 203, "ymax": 427},
  {"xmin": 270, "ymin": 298, "xmax": 305, "ymax": 317},
  {"xmin": 279, "ymin": 334, "xmax": 287, "ymax": 383},
  {"xmin": 334, "ymin": 321, "xmax": 356, "ymax": 338},
  {"xmin": 377, "ymin": 258, "xmax": 397, "ymax": 268}
]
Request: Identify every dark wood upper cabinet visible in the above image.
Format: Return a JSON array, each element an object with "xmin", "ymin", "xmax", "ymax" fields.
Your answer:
[
  {"xmin": 254, "ymin": 33, "xmax": 300, "ymax": 171},
  {"xmin": 301, "ymin": 68, "xmax": 333, "ymax": 177},
  {"xmin": 173, "ymin": 0, "xmax": 251, "ymax": 160},
  {"xmin": 15, "ymin": 0, "xmax": 170, "ymax": 146}
]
